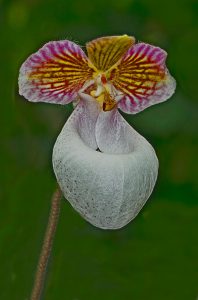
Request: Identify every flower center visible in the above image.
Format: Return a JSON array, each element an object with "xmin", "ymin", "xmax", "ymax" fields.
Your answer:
[{"xmin": 90, "ymin": 72, "xmax": 117, "ymax": 112}]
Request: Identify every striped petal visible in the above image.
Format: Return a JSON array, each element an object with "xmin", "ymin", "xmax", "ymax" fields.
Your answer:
[
  {"xmin": 19, "ymin": 40, "xmax": 94, "ymax": 104},
  {"xmin": 86, "ymin": 35, "xmax": 135, "ymax": 71},
  {"xmin": 110, "ymin": 43, "xmax": 176, "ymax": 114}
]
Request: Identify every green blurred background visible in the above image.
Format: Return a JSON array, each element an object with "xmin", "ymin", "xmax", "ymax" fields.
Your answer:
[{"xmin": 1, "ymin": 0, "xmax": 198, "ymax": 299}]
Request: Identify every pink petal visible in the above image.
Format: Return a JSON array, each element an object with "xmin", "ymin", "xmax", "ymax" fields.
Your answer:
[
  {"xmin": 110, "ymin": 43, "xmax": 176, "ymax": 114},
  {"xmin": 19, "ymin": 40, "xmax": 94, "ymax": 104}
]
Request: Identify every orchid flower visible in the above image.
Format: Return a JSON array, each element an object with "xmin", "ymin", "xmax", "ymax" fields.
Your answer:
[{"xmin": 19, "ymin": 35, "xmax": 176, "ymax": 229}]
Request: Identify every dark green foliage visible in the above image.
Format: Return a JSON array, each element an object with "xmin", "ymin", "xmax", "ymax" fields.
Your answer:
[{"xmin": 0, "ymin": 0, "xmax": 197, "ymax": 299}]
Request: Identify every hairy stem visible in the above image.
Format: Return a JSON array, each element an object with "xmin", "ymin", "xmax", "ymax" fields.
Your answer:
[{"xmin": 30, "ymin": 186, "xmax": 62, "ymax": 300}]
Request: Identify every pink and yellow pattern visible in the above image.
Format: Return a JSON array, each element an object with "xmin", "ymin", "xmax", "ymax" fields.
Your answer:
[{"xmin": 19, "ymin": 35, "xmax": 175, "ymax": 114}]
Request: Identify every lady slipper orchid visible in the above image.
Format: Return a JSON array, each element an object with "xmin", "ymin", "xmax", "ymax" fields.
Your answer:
[{"xmin": 19, "ymin": 35, "xmax": 176, "ymax": 229}]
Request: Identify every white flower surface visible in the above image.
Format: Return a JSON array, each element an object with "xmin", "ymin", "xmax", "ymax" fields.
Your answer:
[{"xmin": 53, "ymin": 95, "xmax": 158, "ymax": 229}]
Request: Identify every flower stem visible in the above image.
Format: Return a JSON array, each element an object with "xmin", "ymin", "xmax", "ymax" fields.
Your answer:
[{"xmin": 30, "ymin": 186, "xmax": 62, "ymax": 300}]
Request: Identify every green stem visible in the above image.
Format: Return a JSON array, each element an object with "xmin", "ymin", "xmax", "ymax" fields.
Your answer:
[{"xmin": 30, "ymin": 187, "xmax": 62, "ymax": 300}]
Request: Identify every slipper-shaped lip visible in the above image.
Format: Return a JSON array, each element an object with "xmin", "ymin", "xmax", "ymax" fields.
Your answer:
[{"xmin": 52, "ymin": 96, "xmax": 158, "ymax": 229}]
